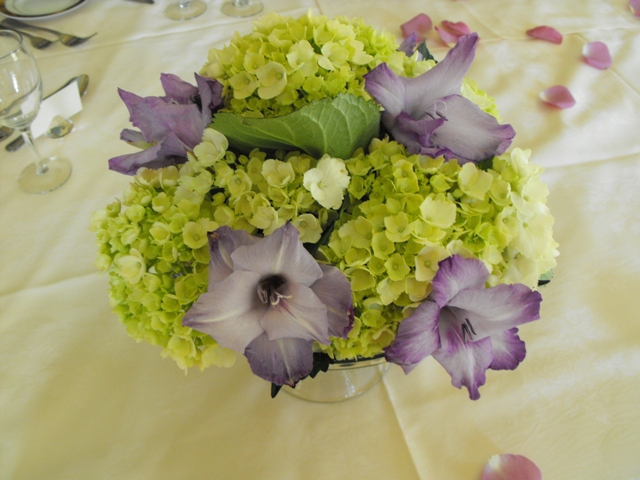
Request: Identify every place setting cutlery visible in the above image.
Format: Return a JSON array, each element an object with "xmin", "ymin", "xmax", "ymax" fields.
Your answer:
[
  {"xmin": 0, "ymin": 18, "xmax": 96, "ymax": 47},
  {"xmin": 1, "ymin": 27, "xmax": 53, "ymax": 49}
]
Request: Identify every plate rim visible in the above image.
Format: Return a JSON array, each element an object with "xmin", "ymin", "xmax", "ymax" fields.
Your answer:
[{"xmin": 0, "ymin": 0, "xmax": 88, "ymax": 20}]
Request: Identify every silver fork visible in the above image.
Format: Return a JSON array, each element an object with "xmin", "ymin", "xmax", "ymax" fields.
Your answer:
[
  {"xmin": 0, "ymin": 18, "xmax": 96, "ymax": 47},
  {"xmin": 0, "ymin": 27, "xmax": 54, "ymax": 49}
]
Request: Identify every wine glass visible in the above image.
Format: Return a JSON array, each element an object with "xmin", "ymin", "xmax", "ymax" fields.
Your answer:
[
  {"xmin": 164, "ymin": 0, "xmax": 207, "ymax": 20},
  {"xmin": 0, "ymin": 30, "xmax": 72, "ymax": 194},
  {"xmin": 221, "ymin": 0, "xmax": 263, "ymax": 17}
]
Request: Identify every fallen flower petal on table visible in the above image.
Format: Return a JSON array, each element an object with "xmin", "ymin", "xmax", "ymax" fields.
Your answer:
[
  {"xmin": 436, "ymin": 20, "xmax": 471, "ymax": 45},
  {"xmin": 442, "ymin": 20, "xmax": 471, "ymax": 36},
  {"xmin": 630, "ymin": 0, "xmax": 640, "ymax": 16},
  {"xmin": 482, "ymin": 454, "xmax": 542, "ymax": 480},
  {"xmin": 582, "ymin": 41, "xmax": 612, "ymax": 69},
  {"xmin": 539, "ymin": 85, "xmax": 576, "ymax": 108},
  {"xmin": 401, "ymin": 13, "xmax": 432, "ymax": 39},
  {"xmin": 526, "ymin": 25, "xmax": 563, "ymax": 44}
]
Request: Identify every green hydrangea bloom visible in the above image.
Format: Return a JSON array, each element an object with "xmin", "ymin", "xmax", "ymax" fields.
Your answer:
[
  {"xmin": 201, "ymin": 11, "xmax": 428, "ymax": 117},
  {"xmin": 94, "ymin": 14, "xmax": 556, "ymax": 371},
  {"xmin": 91, "ymin": 129, "xmax": 338, "ymax": 371},
  {"xmin": 316, "ymin": 137, "xmax": 558, "ymax": 360}
]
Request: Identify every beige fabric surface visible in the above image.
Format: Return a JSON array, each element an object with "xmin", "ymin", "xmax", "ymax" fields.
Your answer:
[{"xmin": 1, "ymin": 0, "xmax": 639, "ymax": 479}]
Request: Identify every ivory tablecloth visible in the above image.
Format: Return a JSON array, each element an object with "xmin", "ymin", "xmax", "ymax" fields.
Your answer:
[{"xmin": 1, "ymin": 1, "xmax": 639, "ymax": 479}]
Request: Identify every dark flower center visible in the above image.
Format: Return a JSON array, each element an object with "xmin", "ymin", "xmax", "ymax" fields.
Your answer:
[
  {"xmin": 257, "ymin": 275, "xmax": 289, "ymax": 306},
  {"xmin": 461, "ymin": 318, "xmax": 477, "ymax": 343}
]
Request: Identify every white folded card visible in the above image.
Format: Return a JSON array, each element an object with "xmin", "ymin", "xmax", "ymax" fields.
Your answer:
[{"xmin": 31, "ymin": 81, "xmax": 83, "ymax": 138}]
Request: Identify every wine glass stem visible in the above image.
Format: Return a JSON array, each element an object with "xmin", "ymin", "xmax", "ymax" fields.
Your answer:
[
  {"xmin": 19, "ymin": 128, "xmax": 48, "ymax": 175},
  {"xmin": 235, "ymin": 0, "xmax": 249, "ymax": 5}
]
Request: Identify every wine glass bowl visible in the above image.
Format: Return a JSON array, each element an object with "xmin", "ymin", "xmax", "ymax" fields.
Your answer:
[
  {"xmin": 0, "ymin": 34, "xmax": 41, "ymax": 129},
  {"xmin": 0, "ymin": 30, "xmax": 72, "ymax": 194}
]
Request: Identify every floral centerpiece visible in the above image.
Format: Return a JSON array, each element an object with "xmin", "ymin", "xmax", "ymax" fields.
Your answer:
[{"xmin": 91, "ymin": 11, "xmax": 558, "ymax": 400}]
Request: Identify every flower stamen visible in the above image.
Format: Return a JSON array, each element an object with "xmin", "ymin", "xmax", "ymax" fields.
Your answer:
[
  {"xmin": 257, "ymin": 275, "xmax": 291, "ymax": 306},
  {"xmin": 461, "ymin": 318, "xmax": 477, "ymax": 343}
]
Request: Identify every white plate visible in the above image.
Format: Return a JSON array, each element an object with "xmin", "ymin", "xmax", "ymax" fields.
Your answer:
[{"xmin": 0, "ymin": 0, "xmax": 88, "ymax": 19}]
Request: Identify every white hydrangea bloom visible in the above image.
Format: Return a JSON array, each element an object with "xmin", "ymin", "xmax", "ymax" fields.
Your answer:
[
  {"xmin": 303, "ymin": 155, "xmax": 350, "ymax": 210},
  {"xmin": 193, "ymin": 128, "xmax": 228, "ymax": 167}
]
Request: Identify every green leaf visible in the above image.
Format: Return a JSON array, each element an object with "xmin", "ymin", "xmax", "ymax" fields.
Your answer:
[
  {"xmin": 210, "ymin": 93, "xmax": 380, "ymax": 159},
  {"xmin": 477, "ymin": 157, "xmax": 494, "ymax": 171},
  {"xmin": 417, "ymin": 40, "xmax": 436, "ymax": 63},
  {"xmin": 538, "ymin": 269, "xmax": 554, "ymax": 286},
  {"xmin": 304, "ymin": 195, "xmax": 350, "ymax": 256}
]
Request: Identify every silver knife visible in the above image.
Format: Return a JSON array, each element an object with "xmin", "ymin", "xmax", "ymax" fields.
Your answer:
[{"xmin": 5, "ymin": 74, "xmax": 90, "ymax": 152}]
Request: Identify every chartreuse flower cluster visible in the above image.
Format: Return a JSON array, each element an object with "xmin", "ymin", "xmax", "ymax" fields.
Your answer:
[
  {"xmin": 201, "ymin": 11, "xmax": 496, "ymax": 118},
  {"xmin": 318, "ymin": 137, "xmax": 558, "ymax": 360},
  {"xmin": 96, "ymin": 12, "xmax": 558, "ymax": 386},
  {"xmin": 91, "ymin": 129, "xmax": 339, "ymax": 370}
]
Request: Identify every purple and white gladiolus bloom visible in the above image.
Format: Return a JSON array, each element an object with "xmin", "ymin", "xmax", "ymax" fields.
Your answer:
[
  {"xmin": 364, "ymin": 33, "xmax": 515, "ymax": 165},
  {"xmin": 385, "ymin": 255, "xmax": 541, "ymax": 400},
  {"xmin": 398, "ymin": 32, "xmax": 420, "ymax": 58},
  {"xmin": 109, "ymin": 73, "xmax": 223, "ymax": 175},
  {"xmin": 183, "ymin": 223, "xmax": 353, "ymax": 387}
]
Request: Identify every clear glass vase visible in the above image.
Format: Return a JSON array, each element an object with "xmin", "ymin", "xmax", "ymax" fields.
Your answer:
[{"xmin": 284, "ymin": 356, "xmax": 389, "ymax": 403}]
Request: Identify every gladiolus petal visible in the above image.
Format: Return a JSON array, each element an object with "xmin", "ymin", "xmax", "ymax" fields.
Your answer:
[{"xmin": 245, "ymin": 333, "xmax": 314, "ymax": 387}]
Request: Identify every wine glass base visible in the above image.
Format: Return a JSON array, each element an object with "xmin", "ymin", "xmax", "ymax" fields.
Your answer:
[
  {"xmin": 221, "ymin": 1, "xmax": 263, "ymax": 17},
  {"xmin": 164, "ymin": 1, "xmax": 207, "ymax": 20},
  {"xmin": 18, "ymin": 157, "xmax": 72, "ymax": 194}
]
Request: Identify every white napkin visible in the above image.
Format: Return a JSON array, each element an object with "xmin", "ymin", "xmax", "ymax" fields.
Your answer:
[{"xmin": 31, "ymin": 81, "xmax": 83, "ymax": 138}]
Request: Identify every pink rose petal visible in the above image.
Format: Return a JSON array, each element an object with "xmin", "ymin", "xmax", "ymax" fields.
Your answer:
[
  {"xmin": 482, "ymin": 454, "xmax": 542, "ymax": 480},
  {"xmin": 539, "ymin": 85, "xmax": 576, "ymax": 108},
  {"xmin": 436, "ymin": 20, "xmax": 472, "ymax": 45},
  {"xmin": 401, "ymin": 13, "xmax": 433, "ymax": 40},
  {"xmin": 441, "ymin": 20, "xmax": 471, "ymax": 36},
  {"xmin": 526, "ymin": 26, "xmax": 563, "ymax": 44},
  {"xmin": 582, "ymin": 41, "xmax": 612, "ymax": 69},
  {"xmin": 435, "ymin": 26, "xmax": 460, "ymax": 45},
  {"xmin": 630, "ymin": 0, "xmax": 640, "ymax": 16}
]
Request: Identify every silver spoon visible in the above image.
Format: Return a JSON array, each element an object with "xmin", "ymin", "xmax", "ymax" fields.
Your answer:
[{"xmin": 5, "ymin": 74, "xmax": 89, "ymax": 152}]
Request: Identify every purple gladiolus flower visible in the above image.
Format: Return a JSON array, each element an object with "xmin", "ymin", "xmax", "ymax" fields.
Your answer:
[
  {"xmin": 364, "ymin": 33, "xmax": 515, "ymax": 165},
  {"xmin": 183, "ymin": 223, "xmax": 353, "ymax": 387},
  {"xmin": 109, "ymin": 73, "xmax": 223, "ymax": 175},
  {"xmin": 398, "ymin": 32, "xmax": 420, "ymax": 57},
  {"xmin": 385, "ymin": 255, "xmax": 541, "ymax": 400}
]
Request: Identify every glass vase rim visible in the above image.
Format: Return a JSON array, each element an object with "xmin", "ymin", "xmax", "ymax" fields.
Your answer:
[
  {"xmin": 0, "ymin": 30, "xmax": 24, "ymax": 59},
  {"xmin": 328, "ymin": 353, "xmax": 386, "ymax": 369}
]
